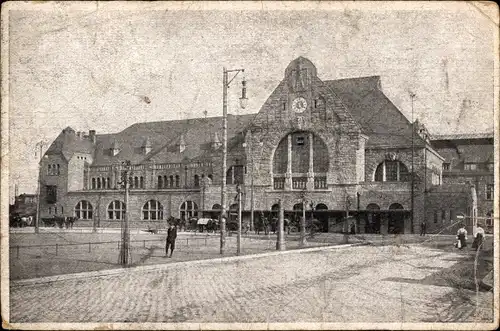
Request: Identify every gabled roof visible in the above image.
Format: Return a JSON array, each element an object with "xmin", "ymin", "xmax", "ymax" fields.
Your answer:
[
  {"xmin": 45, "ymin": 127, "xmax": 94, "ymax": 161},
  {"xmin": 92, "ymin": 114, "xmax": 255, "ymax": 166},
  {"xmin": 324, "ymin": 77, "xmax": 425, "ymax": 147}
]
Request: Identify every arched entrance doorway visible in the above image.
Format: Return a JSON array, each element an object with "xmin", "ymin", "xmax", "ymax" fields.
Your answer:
[
  {"xmin": 388, "ymin": 203, "xmax": 404, "ymax": 234},
  {"xmin": 315, "ymin": 203, "xmax": 329, "ymax": 232},
  {"xmin": 366, "ymin": 203, "xmax": 381, "ymax": 234}
]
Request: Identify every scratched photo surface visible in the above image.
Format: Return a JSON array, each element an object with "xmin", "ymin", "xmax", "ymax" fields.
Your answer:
[{"xmin": 1, "ymin": 1, "xmax": 498, "ymax": 330}]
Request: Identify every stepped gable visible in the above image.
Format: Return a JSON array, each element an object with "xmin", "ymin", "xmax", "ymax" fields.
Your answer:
[
  {"xmin": 45, "ymin": 127, "xmax": 94, "ymax": 161},
  {"xmin": 91, "ymin": 114, "xmax": 255, "ymax": 166},
  {"xmin": 324, "ymin": 76, "xmax": 426, "ymax": 148}
]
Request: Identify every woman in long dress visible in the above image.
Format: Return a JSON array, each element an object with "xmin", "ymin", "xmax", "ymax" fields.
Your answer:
[{"xmin": 456, "ymin": 224, "xmax": 468, "ymax": 250}]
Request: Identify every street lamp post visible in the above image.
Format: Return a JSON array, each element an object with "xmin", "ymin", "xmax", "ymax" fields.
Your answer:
[
  {"xmin": 119, "ymin": 161, "xmax": 132, "ymax": 265},
  {"xmin": 35, "ymin": 141, "xmax": 45, "ymax": 234},
  {"xmin": 220, "ymin": 67, "xmax": 247, "ymax": 255}
]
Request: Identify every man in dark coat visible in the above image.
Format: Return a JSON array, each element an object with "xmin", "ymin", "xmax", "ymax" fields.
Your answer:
[
  {"xmin": 420, "ymin": 221, "xmax": 427, "ymax": 236},
  {"xmin": 166, "ymin": 223, "xmax": 178, "ymax": 258}
]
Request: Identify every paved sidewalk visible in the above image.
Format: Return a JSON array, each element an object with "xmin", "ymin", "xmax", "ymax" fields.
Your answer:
[{"xmin": 9, "ymin": 244, "xmax": 494, "ymax": 324}]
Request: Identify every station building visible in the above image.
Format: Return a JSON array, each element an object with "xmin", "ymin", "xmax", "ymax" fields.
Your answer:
[{"xmin": 38, "ymin": 57, "xmax": 494, "ymax": 234}]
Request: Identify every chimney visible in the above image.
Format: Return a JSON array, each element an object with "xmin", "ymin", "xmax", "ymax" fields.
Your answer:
[
  {"xmin": 89, "ymin": 130, "xmax": 96, "ymax": 144},
  {"xmin": 142, "ymin": 137, "xmax": 152, "ymax": 154}
]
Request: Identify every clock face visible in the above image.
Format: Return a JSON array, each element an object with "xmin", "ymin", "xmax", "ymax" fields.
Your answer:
[{"xmin": 292, "ymin": 97, "xmax": 307, "ymax": 113}]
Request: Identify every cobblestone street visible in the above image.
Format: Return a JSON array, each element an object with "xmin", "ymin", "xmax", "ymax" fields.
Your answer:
[{"xmin": 9, "ymin": 244, "xmax": 493, "ymax": 324}]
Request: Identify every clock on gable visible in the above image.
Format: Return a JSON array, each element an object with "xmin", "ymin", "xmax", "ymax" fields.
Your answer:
[{"xmin": 291, "ymin": 97, "xmax": 307, "ymax": 113}]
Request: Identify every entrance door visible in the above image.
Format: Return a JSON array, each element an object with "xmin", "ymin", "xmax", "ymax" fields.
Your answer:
[
  {"xmin": 366, "ymin": 204, "xmax": 381, "ymax": 234},
  {"xmin": 388, "ymin": 203, "xmax": 404, "ymax": 234}
]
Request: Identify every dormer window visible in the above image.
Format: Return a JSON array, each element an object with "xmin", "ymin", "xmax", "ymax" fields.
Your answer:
[
  {"xmin": 443, "ymin": 163, "xmax": 450, "ymax": 171},
  {"xmin": 296, "ymin": 136, "xmax": 305, "ymax": 146}
]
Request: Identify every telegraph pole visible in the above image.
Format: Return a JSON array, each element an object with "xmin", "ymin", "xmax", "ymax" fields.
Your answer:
[
  {"xmin": 410, "ymin": 92, "xmax": 416, "ymax": 234},
  {"xmin": 35, "ymin": 141, "xmax": 45, "ymax": 234}
]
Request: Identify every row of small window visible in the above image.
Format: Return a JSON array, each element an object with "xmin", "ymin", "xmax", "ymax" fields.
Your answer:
[
  {"xmin": 432, "ymin": 209, "xmax": 495, "ymax": 227},
  {"xmin": 443, "ymin": 163, "xmax": 494, "ymax": 171},
  {"xmin": 76, "ymin": 156, "xmax": 88, "ymax": 160},
  {"xmin": 48, "ymin": 205, "xmax": 64, "ymax": 214},
  {"xmin": 47, "ymin": 164, "xmax": 61, "ymax": 175},
  {"xmin": 74, "ymin": 200, "xmax": 199, "ymax": 220},
  {"xmin": 157, "ymin": 174, "xmax": 216, "ymax": 189},
  {"xmin": 90, "ymin": 176, "xmax": 145, "ymax": 189}
]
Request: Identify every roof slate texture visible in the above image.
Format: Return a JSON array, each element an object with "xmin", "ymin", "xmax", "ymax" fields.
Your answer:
[
  {"xmin": 324, "ymin": 77, "xmax": 425, "ymax": 147},
  {"xmin": 47, "ymin": 76, "xmax": 429, "ymax": 166},
  {"xmin": 45, "ymin": 127, "xmax": 94, "ymax": 161}
]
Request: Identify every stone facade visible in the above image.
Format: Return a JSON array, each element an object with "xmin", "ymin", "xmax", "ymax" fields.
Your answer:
[{"xmin": 37, "ymin": 57, "xmax": 493, "ymax": 235}]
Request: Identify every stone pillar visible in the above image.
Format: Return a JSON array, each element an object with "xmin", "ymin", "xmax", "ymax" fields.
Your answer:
[
  {"xmin": 285, "ymin": 134, "xmax": 293, "ymax": 190},
  {"xmin": 380, "ymin": 213, "xmax": 389, "ymax": 235},
  {"xmin": 358, "ymin": 214, "xmax": 366, "ymax": 234},
  {"xmin": 306, "ymin": 132, "xmax": 315, "ymax": 191}
]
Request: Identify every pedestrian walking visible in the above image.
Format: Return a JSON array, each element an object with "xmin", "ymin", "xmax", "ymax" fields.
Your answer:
[
  {"xmin": 472, "ymin": 224, "xmax": 485, "ymax": 251},
  {"xmin": 455, "ymin": 223, "xmax": 467, "ymax": 250},
  {"xmin": 420, "ymin": 220, "xmax": 427, "ymax": 236},
  {"xmin": 165, "ymin": 223, "xmax": 177, "ymax": 258}
]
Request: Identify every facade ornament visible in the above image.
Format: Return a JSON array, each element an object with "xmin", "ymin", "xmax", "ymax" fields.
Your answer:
[{"xmin": 386, "ymin": 152, "xmax": 397, "ymax": 161}]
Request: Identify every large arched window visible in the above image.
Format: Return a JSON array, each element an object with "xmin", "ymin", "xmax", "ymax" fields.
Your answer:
[
  {"xmin": 75, "ymin": 200, "xmax": 93, "ymax": 220},
  {"xmin": 108, "ymin": 200, "xmax": 126, "ymax": 220},
  {"xmin": 374, "ymin": 161, "xmax": 409, "ymax": 182},
  {"xmin": 142, "ymin": 200, "xmax": 163, "ymax": 220},
  {"xmin": 272, "ymin": 131, "xmax": 328, "ymax": 190},
  {"xmin": 180, "ymin": 201, "xmax": 198, "ymax": 220},
  {"xmin": 226, "ymin": 166, "xmax": 244, "ymax": 185}
]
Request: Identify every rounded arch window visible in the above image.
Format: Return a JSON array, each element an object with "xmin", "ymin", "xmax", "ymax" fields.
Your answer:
[
  {"xmin": 293, "ymin": 203, "xmax": 303, "ymax": 211},
  {"xmin": 374, "ymin": 161, "xmax": 409, "ymax": 182},
  {"xmin": 142, "ymin": 200, "xmax": 164, "ymax": 220},
  {"xmin": 315, "ymin": 203, "xmax": 328, "ymax": 210},
  {"xmin": 389, "ymin": 203, "xmax": 404, "ymax": 210},
  {"xmin": 212, "ymin": 203, "xmax": 222, "ymax": 211},
  {"xmin": 108, "ymin": 200, "xmax": 126, "ymax": 220},
  {"xmin": 272, "ymin": 131, "xmax": 329, "ymax": 175},
  {"xmin": 366, "ymin": 203, "xmax": 380, "ymax": 211},
  {"xmin": 75, "ymin": 200, "xmax": 93, "ymax": 220},
  {"xmin": 180, "ymin": 201, "xmax": 198, "ymax": 220}
]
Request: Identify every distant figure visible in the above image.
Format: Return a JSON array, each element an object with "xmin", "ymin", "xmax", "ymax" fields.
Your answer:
[
  {"xmin": 455, "ymin": 224, "xmax": 468, "ymax": 250},
  {"xmin": 166, "ymin": 223, "xmax": 178, "ymax": 258},
  {"xmin": 420, "ymin": 221, "xmax": 427, "ymax": 236},
  {"xmin": 472, "ymin": 224, "xmax": 485, "ymax": 251},
  {"xmin": 350, "ymin": 223, "xmax": 356, "ymax": 234}
]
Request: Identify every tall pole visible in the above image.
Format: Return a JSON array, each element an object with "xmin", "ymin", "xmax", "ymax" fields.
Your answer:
[
  {"xmin": 277, "ymin": 199, "xmax": 285, "ymax": 250},
  {"xmin": 410, "ymin": 92, "xmax": 416, "ymax": 234},
  {"xmin": 35, "ymin": 141, "xmax": 44, "ymax": 234},
  {"xmin": 220, "ymin": 68, "xmax": 228, "ymax": 255},
  {"xmin": 301, "ymin": 198, "xmax": 306, "ymax": 247},
  {"xmin": 120, "ymin": 162, "xmax": 131, "ymax": 265},
  {"xmin": 237, "ymin": 185, "xmax": 242, "ymax": 255},
  {"xmin": 249, "ymin": 139, "xmax": 254, "ymax": 232}
]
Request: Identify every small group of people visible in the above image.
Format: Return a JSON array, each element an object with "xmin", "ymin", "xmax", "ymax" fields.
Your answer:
[{"xmin": 455, "ymin": 222, "xmax": 485, "ymax": 251}]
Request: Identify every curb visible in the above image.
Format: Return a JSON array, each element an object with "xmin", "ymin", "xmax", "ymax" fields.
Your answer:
[{"xmin": 10, "ymin": 243, "xmax": 361, "ymax": 287}]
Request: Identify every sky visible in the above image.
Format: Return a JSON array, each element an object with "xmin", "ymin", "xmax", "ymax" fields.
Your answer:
[{"xmin": 5, "ymin": 1, "xmax": 498, "ymax": 199}]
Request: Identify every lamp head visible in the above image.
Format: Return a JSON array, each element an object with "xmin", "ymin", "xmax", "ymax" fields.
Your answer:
[{"xmin": 239, "ymin": 78, "xmax": 248, "ymax": 109}]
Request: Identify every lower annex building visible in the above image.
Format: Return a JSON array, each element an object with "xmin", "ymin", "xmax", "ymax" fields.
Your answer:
[{"xmin": 38, "ymin": 57, "xmax": 495, "ymax": 234}]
